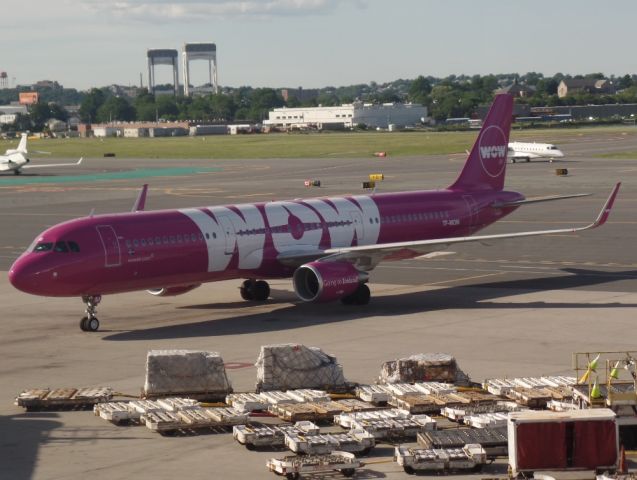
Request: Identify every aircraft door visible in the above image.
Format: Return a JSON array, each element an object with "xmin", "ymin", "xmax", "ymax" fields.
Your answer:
[
  {"xmin": 462, "ymin": 195, "xmax": 479, "ymax": 227},
  {"xmin": 349, "ymin": 211, "xmax": 364, "ymax": 245},
  {"xmin": 96, "ymin": 225, "xmax": 121, "ymax": 267},
  {"xmin": 217, "ymin": 216, "xmax": 235, "ymax": 255}
]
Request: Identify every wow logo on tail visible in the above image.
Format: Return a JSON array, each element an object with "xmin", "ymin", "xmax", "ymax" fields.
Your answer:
[{"xmin": 478, "ymin": 125, "xmax": 508, "ymax": 178}]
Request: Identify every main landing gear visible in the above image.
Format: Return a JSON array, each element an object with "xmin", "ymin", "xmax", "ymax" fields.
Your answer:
[
  {"xmin": 240, "ymin": 279, "xmax": 270, "ymax": 302},
  {"xmin": 340, "ymin": 284, "xmax": 371, "ymax": 305},
  {"xmin": 80, "ymin": 295, "xmax": 102, "ymax": 332}
]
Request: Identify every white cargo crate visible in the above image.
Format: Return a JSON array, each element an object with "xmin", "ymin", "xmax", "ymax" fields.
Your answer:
[
  {"xmin": 156, "ymin": 397, "xmax": 200, "ymax": 412},
  {"xmin": 259, "ymin": 391, "xmax": 298, "ymax": 405},
  {"xmin": 286, "ymin": 389, "xmax": 330, "ymax": 403},
  {"xmin": 226, "ymin": 393, "xmax": 269, "ymax": 412},
  {"xmin": 413, "ymin": 382, "xmax": 457, "ymax": 395},
  {"xmin": 285, "ymin": 429, "xmax": 375, "ymax": 455},
  {"xmin": 385, "ymin": 383, "xmax": 422, "ymax": 397},
  {"xmin": 234, "ymin": 421, "xmax": 319, "ymax": 448},
  {"xmin": 355, "ymin": 384, "xmax": 392, "ymax": 403},
  {"xmin": 464, "ymin": 412, "xmax": 509, "ymax": 429},
  {"xmin": 484, "ymin": 378, "xmax": 517, "ymax": 396},
  {"xmin": 94, "ymin": 402, "xmax": 132, "ymax": 423},
  {"xmin": 395, "ymin": 444, "xmax": 486, "ymax": 473}
]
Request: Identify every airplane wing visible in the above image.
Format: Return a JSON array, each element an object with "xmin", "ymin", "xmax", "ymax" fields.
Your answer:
[
  {"xmin": 21, "ymin": 158, "xmax": 83, "ymax": 169},
  {"xmin": 278, "ymin": 183, "xmax": 620, "ymax": 270},
  {"xmin": 491, "ymin": 192, "xmax": 591, "ymax": 208}
]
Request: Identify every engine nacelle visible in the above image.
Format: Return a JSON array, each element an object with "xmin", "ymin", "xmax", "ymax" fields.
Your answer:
[
  {"xmin": 147, "ymin": 284, "xmax": 201, "ymax": 297},
  {"xmin": 293, "ymin": 261, "xmax": 368, "ymax": 303}
]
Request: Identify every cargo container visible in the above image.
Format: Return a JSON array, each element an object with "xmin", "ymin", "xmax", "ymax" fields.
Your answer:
[{"xmin": 508, "ymin": 409, "xmax": 618, "ymax": 477}]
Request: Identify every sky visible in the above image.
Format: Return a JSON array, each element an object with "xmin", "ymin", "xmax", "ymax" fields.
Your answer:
[{"xmin": 2, "ymin": 0, "xmax": 636, "ymax": 91}]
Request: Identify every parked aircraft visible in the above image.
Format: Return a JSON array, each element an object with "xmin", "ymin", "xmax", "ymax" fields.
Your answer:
[
  {"xmin": 0, "ymin": 134, "xmax": 82, "ymax": 175},
  {"xmin": 8, "ymin": 95, "xmax": 620, "ymax": 332},
  {"xmin": 508, "ymin": 141, "xmax": 565, "ymax": 163}
]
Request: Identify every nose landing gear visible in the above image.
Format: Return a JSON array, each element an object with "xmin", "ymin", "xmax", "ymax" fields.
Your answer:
[{"xmin": 80, "ymin": 295, "xmax": 102, "ymax": 332}]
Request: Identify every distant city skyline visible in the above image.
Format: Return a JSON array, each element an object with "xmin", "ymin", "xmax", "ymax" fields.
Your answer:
[{"xmin": 2, "ymin": 0, "xmax": 636, "ymax": 91}]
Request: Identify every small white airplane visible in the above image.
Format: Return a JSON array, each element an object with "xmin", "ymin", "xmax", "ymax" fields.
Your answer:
[
  {"xmin": 508, "ymin": 141, "xmax": 564, "ymax": 163},
  {"xmin": 0, "ymin": 134, "xmax": 82, "ymax": 175}
]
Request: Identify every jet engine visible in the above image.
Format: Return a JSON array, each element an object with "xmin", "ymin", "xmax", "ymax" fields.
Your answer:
[
  {"xmin": 293, "ymin": 261, "xmax": 368, "ymax": 303},
  {"xmin": 147, "ymin": 284, "xmax": 201, "ymax": 297}
]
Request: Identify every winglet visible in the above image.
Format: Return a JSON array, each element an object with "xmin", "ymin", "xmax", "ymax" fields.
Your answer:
[
  {"xmin": 588, "ymin": 182, "xmax": 621, "ymax": 229},
  {"xmin": 132, "ymin": 184, "xmax": 148, "ymax": 212}
]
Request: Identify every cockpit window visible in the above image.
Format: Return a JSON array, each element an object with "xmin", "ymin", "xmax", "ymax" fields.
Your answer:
[
  {"xmin": 33, "ymin": 242, "xmax": 53, "ymax": 252},
  {"xmin": 68, "ymin": 241, "xmax": 80, "ymax": 252},
  {"xmin": 54, "ymin": 241, "xmax": 69, "ymax": 253}
]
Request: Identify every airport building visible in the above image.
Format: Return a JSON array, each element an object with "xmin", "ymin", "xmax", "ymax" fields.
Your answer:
[{"xmin": 264, "ymin": 103, "xmax": 428, "ymax": 130}]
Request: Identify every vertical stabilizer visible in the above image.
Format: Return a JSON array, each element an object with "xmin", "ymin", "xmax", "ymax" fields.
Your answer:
[
  {"xmin": 17, "ymin": 133, "xmax": 28, "ymax": 153},
  {"xmin": 448, "ymin": 94, "xmax": 513, "ymax": 192}
]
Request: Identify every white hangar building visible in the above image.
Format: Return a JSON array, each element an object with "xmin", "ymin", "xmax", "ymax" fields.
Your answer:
[{"xmin": 264, "ymin": 102, "xmax": 428, "ymax": 130}]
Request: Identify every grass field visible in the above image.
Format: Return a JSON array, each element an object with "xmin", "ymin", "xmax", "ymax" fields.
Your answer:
[{"xmin": 2, "ymin": 125, "xmax": 636, "ymax": 159}]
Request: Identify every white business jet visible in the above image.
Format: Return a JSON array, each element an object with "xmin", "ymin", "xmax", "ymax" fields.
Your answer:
[
  {"xmin": 0, "ymin": 134, "xmax": 82, "ymax": 175},
  {"xmin": 508, "ymin": 141, "xmax": 564, "ymax": 163}
]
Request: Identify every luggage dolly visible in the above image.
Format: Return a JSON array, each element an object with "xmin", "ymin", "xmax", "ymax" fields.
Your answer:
[{"xmin": 266, "ymin": 451, "xmax": 361, "ymax": 479}]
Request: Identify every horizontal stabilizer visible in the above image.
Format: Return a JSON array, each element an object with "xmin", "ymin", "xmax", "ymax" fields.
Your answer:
[{"xmin": 492, "ymin": 192, "xmax": 591, "ymax": 208}]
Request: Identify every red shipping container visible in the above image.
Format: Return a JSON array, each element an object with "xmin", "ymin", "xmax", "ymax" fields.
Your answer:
[{"xmin": 508, "ymin": 409, "xmax": 618, "ymax": 476}]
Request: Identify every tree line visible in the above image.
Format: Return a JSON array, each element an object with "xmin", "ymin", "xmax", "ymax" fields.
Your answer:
[{"xmin": 2, "ymin": 72, "xmax": 637, "ymax": 131}]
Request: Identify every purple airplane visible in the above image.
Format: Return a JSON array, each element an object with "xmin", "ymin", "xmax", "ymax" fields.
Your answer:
[{"xmin": 8, "ymin": 94, "xmax": 620, "ymax": 331}]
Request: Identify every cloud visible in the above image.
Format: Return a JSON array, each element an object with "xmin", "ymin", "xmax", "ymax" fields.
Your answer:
[{"xmin": 82, "ymin": 0, "xmax": 358, "ymax": 21}]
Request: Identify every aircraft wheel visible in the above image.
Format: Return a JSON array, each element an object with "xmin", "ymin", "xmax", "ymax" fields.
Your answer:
[
  {"xmin": 510, "ymin": 158, "xmax": 516, "ymax": 164},
  {"xmin": 354, "ymin": 284, "xmax": 371, "ymax": 305},
  {"xmin": 240, "ymin": 279, "xmax": 254, "ymax": 301},
  {"xmin": 86, "ymin": 317, "xmax": 100, "ymax": 332},
  {"xmin": 80, "ymin": 316, "xmax": 89, "ymax": 331},
  {"xmin": 253, "ymin": 280, "xmax": 270, "ymax": 301},
  {"xmin": 526, "ymin": 157, "xmax": 530, "ymax": 162}
]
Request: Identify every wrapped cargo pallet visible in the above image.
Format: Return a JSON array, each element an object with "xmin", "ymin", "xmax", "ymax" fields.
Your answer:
[
  {"xmin": 255, "ymin": 344, "xmax": 346, "ymax": 392},
  {"xmin": 379, "ymin": 353, "xmax": 465, "ymax": 384},
  {"xmin": 143, "ymin": 350, "xmax": 232, "ymax": 396}
]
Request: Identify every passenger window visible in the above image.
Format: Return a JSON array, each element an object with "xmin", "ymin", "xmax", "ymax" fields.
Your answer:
[
  {"xmin": 126, "ymin": 239, "xmax": 132, "ymax": 248},
  {"xmin": 141, "ymin": 238, "xmax": 147, "ymax": 247},
  {"xmin": 133, "ymin": 239, "xmax": 139, "ymax": 247},
  {"xmin": 68, "ymin": 241, "xmax": 80, "ymax": 253},
  {"xmin": 54, "ymin": 241, "xmax": 69, "ymax": 253},
  {"xmin": 155, "ymin": 236, "xmax": 161, "ymax": 245},
  {"xmin": 34, "ymin": 242, "xmax": 53, "ymax": 252},
  {"xmin": 148, "ymin": 237, "xmax": 154, "ymax": 246},
  {"xmin": 191, "ymin": 233, "xmax": 197, "ymax": 242}
]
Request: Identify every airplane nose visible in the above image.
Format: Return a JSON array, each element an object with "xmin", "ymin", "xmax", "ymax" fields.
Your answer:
[{"xmin": 8, "ymin": 258, "xmax": 41, "ymax": 295}]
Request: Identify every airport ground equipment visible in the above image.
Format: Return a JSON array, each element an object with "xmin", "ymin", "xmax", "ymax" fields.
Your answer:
[
  {"xmin": 284, "ymin": 429, "xmax": 375, "ymax": 455},
  {"xmin": 418, "ymin": 427, "xmax": 508, "ymax": 458},
  {"xmin": 15, "ymin": 387, "xmax": 113, "ymax": 410},
  {"xmin": 507, "ymin": 409, "xmax": 618, "ymax": 477},
  {"xmin": 266, "ymin": 451, "xmax": 361, "ymax": 479},
  {"xmin": 233, "ymin": 421, "xmax": 320, "ymax": 449},
  {"xmin": 395, "ymin": 444, "xmax": 486, "ymax": 474}
]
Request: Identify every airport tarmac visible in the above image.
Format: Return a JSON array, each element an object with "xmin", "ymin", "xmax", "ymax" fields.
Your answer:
[{"xmin": 1, "ymin": 131, "xmax": 636, "ymax": 479}]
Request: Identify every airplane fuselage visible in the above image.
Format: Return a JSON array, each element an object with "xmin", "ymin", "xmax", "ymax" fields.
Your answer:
[{"xmin": 10, "ymin": 188, "xmax": 522, "ymax": 297}]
